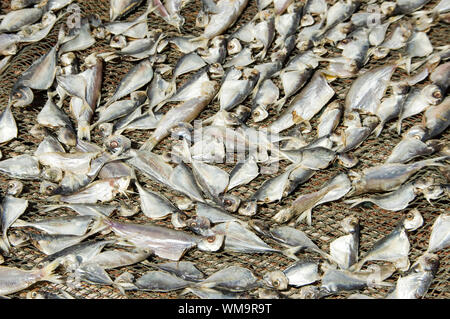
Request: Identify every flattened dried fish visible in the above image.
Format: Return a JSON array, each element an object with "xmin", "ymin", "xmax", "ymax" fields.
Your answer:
[
  {"xmin": 269, "ymin": 71, "xmax": 335, "ymax": 134},
  {"xmin": 0, "ymin": 261, "xmax": 61, "ymax": 296},
  {"xmin": 0, "ymin": 105, "xmax": 17, "ymax": 144}
]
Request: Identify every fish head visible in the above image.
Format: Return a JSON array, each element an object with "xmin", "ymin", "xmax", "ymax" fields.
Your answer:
[
  {"xmin": 10, "ymin": 86, "xmax": 34, "ymax": 107},
  {"xmin": 57, "ymin": 127, "xmax": 77, "ymax": 147},
  {"xmin": 340, "ymin": 216, "xmax": 359, "ymax": 234},
  {"xmin": 239, "ymin": 200, "xmax": 258, "ymax": 217},
  {"xmin": 208, "ymin": 63, "xmax": 224, "ymax": 79},
  {"xmin": 297, "ymin": 286, "xmax": 320, "ymax": 299},
  {"xmin": 422, "ymin": 84, "xmax": 444, "ymax": 106},
  {"xmin": 186, "ymin": 216, "xmax": 214, "ymax": 236},
  {"xmin": 252, "ymin": 106, "xmax": 269, "ymax": 123},
  {"xmin": 263, "ymin": 270, "xmax": 289, "ymax": 291},
  {"xmin": 93, "ymin": 26, "xmax": 108, "ymax": 40},
  {"xmin": 210, "ymin": 35, "xmax": 227, "ymax": 48},
  {"xmin": 380, "ymin": 1, "xmax": 396, "ymax": 15},
  {"xmin": 6, "ymin": 180, "xmax": 24, "ymax": 196},
  {"xmin": 243, "ymin": 68, "xmax": 260, "ymax": 82},
  {"xmin": 197, "ymin": 234, "xmax": 224, "ymax": 252},
  {"xmin": 233, "ymin": 105, "xmax": 252, "ymax": 123},
  {"xmin": 41, "ymin": 167, "xmax": 63, "ymax": 183},
  {"xmin": 415, "ymin": 253, "xmax": 440, "ymax": 275},
  {"xmin": 227, "ymin": 38, "xmax": 243, "ymax": 55},
  {"xmin": 402, "ymin": 209, "xmax": 424, "ymax": 231},
  {"xmin": 404, "ymin": 125, "xmax": 426, "ymax": 140},
  {"xmin": 110, "ymin": 35, "xmax": 127, "ymax": 49},
  {"xmin": 200, "ymin": 80, "xmax": 219, "ymax": 96},
  {"xmin": 392, "ymin": 81, "xmax": 410, "ymax": 95},
  {"xmin": 301, "ymin": 14, "xmax": 315, "ymax": 27},
  {"xmin": 40, "ymin": 180, "xmax": 59, "ymax": 195},
  {"xmin": 272, "ymin": 208, "xmax": 293, "ymax": 224},
  {"xmin": 343, "ymin": 111, "xmax": 361, "ymax": 128},
  {"xmin": 337, "ymin": 153, "xmax": 359, "ymax": 168},
  {"xmin": 371, "ymin": 47, "xmax": 390, "ymax": 60},
  {"xmin": 362, "ymin": 115, "xmax": 379, "ymax": 130},
  {"xmin": 171, "ymin": 122, "xmax": 193, "ymax": 143},
  {"xmin": 98, "ymin": 123, "xmax": 114, "ymax": 138},
  {"xmin": 221, "ymin": 194, "xmax": 241, "ymax": 212},
  {"xmin": 105, "ymin": 135, "xmax": 131, "ymax": 156},
  {"xmin": 171, "ymin": 211, "xmax": 189, "ymax": 229},
  {"xmin": 196, "ymin": 10, "xmax": 209, "ymax": 28},
  {"xmin": 130, "ymin": 91, "xmax": 148, "ymax": 105}
]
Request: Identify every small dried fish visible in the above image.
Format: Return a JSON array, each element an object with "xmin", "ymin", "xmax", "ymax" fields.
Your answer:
[{"xmin": 0, "ymin": 261, "xmax": 61, "ymax": 296}]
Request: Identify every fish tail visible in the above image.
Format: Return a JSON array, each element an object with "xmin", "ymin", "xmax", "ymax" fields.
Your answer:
[
  {"xmin": 77, "ymin": 121, "xmax": 91, "ymax": 142},
  {"xmin": 40, "ymin": 260, "xmax": 63, "ymax": 284},
  {"xmin": 40, "ymin": 204, "xmax": 64, "ymax": 213},
  {"xmin": 344, "ymin": 198, "xmax": 368, "ymax": 208},
  {"xmin": 396, "ymin": 118, "xmax": 403, "ymax": 135},
  {"xmin": 396, "ymin": 55, "xmax": 412, "ymax": 74},
  {"xmin": 372, "ymin": 122, "xmax": 384, "ymax": 138},
  {"xmin": 419, "ymin": 156, "xmax": 449, "ymax": 168},
  {"xmin": 273, "ymin": 97, "xmax": 287, "ymax": 113}
]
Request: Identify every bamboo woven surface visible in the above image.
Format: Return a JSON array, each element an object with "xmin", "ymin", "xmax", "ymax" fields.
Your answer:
[{"xmin": 0, "ymin": 0, "xmax": 448, "ymax": 299}]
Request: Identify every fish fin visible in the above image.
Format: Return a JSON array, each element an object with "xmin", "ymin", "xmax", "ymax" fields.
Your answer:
[
  {"xmin": 394, "ymin": 256, "xmax": 410, "ymax": 272},
  {"xmin": 46, "ymin": 195, "xmax": 62, "ymax": 202},
  {"xmin": 273, "ymin": 97, "xmax": 287, "ymax": 113},
  {"xmin": 395, "ymin": 55, "xmax": 412, "ymax": 74},
  {"xmin": 281, "ymin": 246, "xmax": 300, "ymax": 260},
  {"xmin": 11, "ymin": 219, "xmax": 30, "ymax": 228},
  {"xmin": 295, "ymin": 209, "xmax": 313, "ymax": 226},
  {"xmin": 349, "ymin": 258, "xmax": 365, "ymax": 272},
  {"xmin": 41, "ymin": 260, "xmax": 63, "ymax": 284}
]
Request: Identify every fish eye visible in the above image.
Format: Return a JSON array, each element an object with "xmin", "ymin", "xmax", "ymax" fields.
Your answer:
[
  {"xmin": 432, "ymin": 91, "xmax": 442, "ymax": 99},
  {"xmin": 223, "ymin": 199, "xmax": 232, "ymax": 206},
  {"xmin": 406, "ymin": 212, "xmax": 414, "ymax": 220},
  {"xmin": 14, "ymin": 92, "xmax": 22, "ymax": 98},
  {"xmin": 110, "ymin": 140, "xmax": 119, "ymax": 149},
  {"xmin": 273, "ymin": 279, "xmax": 279, "ymax": 287},
  {"xmin": 190, "ymin": 221, "xmax": 197, "ymax": 227},
  {"xmin": 341, "ymin": 39, "xmax": 349, "ymax": 44},
  {"xmin": 207, "ymin": 236, "xmax": 216, "ymax": 243}
]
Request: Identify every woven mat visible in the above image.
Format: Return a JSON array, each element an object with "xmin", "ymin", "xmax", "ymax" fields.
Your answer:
[{"xmin": 0, "ymin": 0, "xmax": 448, "ymax": 299}]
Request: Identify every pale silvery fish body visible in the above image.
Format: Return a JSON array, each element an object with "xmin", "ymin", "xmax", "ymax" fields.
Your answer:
[
  {"xmin": 201, "ymin": 0, "xmax": 249, "ymax": 39},
  {"xmin": 345, "ymin": 64, "xmax": 396, "ymax": 115},
  {"xmin": 270, "ymin": 71, "xmax": 335, "ymax": 133},
  {"xmin": 428, "ymin": 213, "xmax": 450, "ymax": 253},
  {"xmin": 0, "ymin": 105, "xmax": 17, "ymax": 144}
]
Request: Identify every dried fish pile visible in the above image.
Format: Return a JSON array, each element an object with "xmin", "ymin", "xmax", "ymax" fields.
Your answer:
[{"xmin": 0, "ymin": 0, "xmax": 449, "ymax": 299}]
